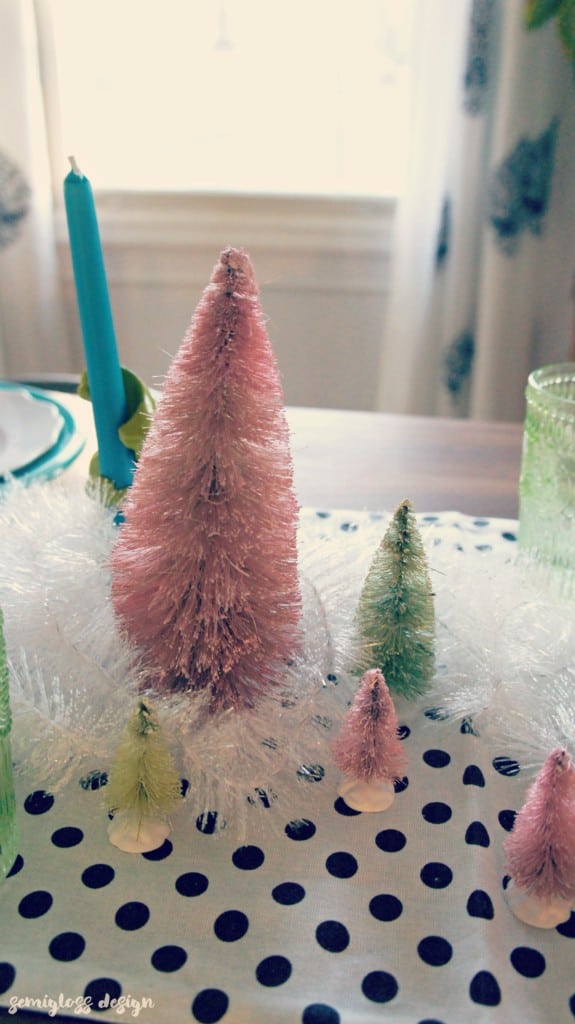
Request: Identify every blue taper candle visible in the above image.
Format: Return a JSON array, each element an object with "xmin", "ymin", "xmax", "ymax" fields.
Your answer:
[{"xmin": 63, "ymin": 156, "xmax": 134, "ymax": 489}]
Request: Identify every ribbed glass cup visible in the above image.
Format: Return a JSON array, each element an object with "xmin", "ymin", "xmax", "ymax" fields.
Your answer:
[
  {"xmin": 0, "ymin": 610, "xmax": 18, "ymax": 882},
  {"xmin": 518, "ymin": 363, "xmax": 575, "ymax": 599}
]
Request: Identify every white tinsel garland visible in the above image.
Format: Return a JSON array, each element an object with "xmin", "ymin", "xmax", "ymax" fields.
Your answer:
[
  {"xmin": 1, "ymin": 479, "xmax": 574, "ymax": 833},
  {"xmin": 0, "ymin": 479, "xmax": 350, "ymax": 834}
]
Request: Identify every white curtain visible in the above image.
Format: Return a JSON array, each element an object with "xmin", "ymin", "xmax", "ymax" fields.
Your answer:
[
  {"xmin": 0, "ymin": 0, "xmax": 71, "ymax": 377},
  {"xmin": 377, "ymin": 0, "xmax": 575, "ymax": 423}
]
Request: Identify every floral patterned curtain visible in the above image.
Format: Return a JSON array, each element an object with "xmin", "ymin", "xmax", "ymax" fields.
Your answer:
[{"xmin": 377, "ymin": 0, "xmax": 575, "ymax": 422}]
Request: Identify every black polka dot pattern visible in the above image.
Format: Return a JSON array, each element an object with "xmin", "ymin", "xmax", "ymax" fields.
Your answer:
[
  {"xmin": 272, "ymin": 882, "xmax": 306, "ymax": 905},
  {"xmin": 151, "ymin": 945, "xmax": 187, "ymax": 972},
  {"xmin": 175, "ymin": 872, "xmax": 209, "ymax": 897},
  {"xmin": 462, "ymin": 764, "xmax": 485, "ymax": 787},
  {"xmin": 255, "ymin": 955, "xmax": 292, "ymax": 986},
  {"xmin": 79, "ymin": 770, "xmax": 108, "ymax": 791},
  {"xmin": 375, "ymin": 829, "xmax": 407, "ymax": 852},
  {"xmin": 7, "ymin": 853, "xmax": 23, "ymax": 877},
  {"xmin": 460, "ymin": 716, "xmax": 479, "ymax": 735},
  {"xmin": 325, "ymin": 851, "xmax": 358, "ymax": 878},
  {"xmin": 0, "ymin": 962, "xmax": 16, "ymax": 995},
  {"xmin": 196, "ymin": 812, "xmax": 223, "ymax": 834},
  {"xmin": 83, "ymin": 977, "xmax": 122, "ymax": 1010},
  {"xmin": 315, "ymin": 920, "xmax": 350, "ymax": 952},
  {"xmin": 333, "ymin": 796, "xmax": 361, "ymax": 816},
  {"xmin": 18, "ymin": 890, "xmax": 53, "ymax": 918},
  {"xmin": 417, "ymin": 936, "xmax": 453, "ymax": 966},
  {"xmin": 361, "ymin": 971, "xmax": 399, "ymax": 1003},
  {"xmin": 393, "ymin": 775, "xmax": 410, "ymax": 793},
  {"xmin": 465, "ymin": 821, "xmax": 490, "ymax": 847},
  {"xmin": 369, "ymin": 894, "xmax": 403, "ymax": 922},
  {"xmin": 48, "ymin": 931, "xmax": 86, "ymax": 962},
  {"xmin": 302, "ymin": 1005, "xmax": 340, "ymax": 1024},
  {"xmin": 557, "ymin": 913, "xmax": 575, "ymax": 938},
  {"xmin": 81, "ymin": 863, "xmax": 115, "ymax": 889},
  {"xmin": 23, "ymin": 790, "xmax": 54, "ymax": 815},
  {"xmin": 142, "ymin": 839, "xmax": 172, "ymax": 860},
  {"xmin": 191, "ymin": 988, "xmax": 229, "ymax": 1023},
  {"xmin": 422, "ymin": 802, "xmax": 452, "ymax": 824},
  {"xmin": 214, "ymin": 910, "xmax": 249, "ymax": 942},
  {"xmin": 498, "ymin": 809, "xmax": 517, "ymax": 832},
  {"xmin": 420, "ymin": 863, "xmax": 453, "ymax": 889},
  {"xmin": 466, "ymin": 889, "xmax": 494, "ymax": 919},
  {"xmin": 285, "ymin": 819, "xmax": 316, "ymax": 840},
  {"xmin": 492, "ymin": 755, "xmax": 520, "ymax": 776},
  {"xmin": 424, "ymin": 708, "xmax": 450, "ymax": 721},
  {"xmin": 423, "ymin": 749, "xmax": 451, "ymax": 768},
  {"xmin": 248, "ymin": 786, "xmax": 275, "ymax": 809},
  {"xmin": 510, "ymin": 947, "xmax": 546, "ymax": 978},
  {"xmin": 297, "ymin": 763, "xmax": 325, "ymax": 783},
  {"xmin": 51, "ymin": 826, "xmax": 84, "ymax": 847},
  {"xmin": 469, "ymin": 970, "xmax": 501, "ymax": 1006},
  {"xmin": 115, "ymin": 902, "xmax": 150, "ymax": 930},
  {"xmin": 232, "ymin": 845, "xmax": 265, "ymax": 870},
  {"xmin": 3, "ymin": 513, "xmax": 571, "ymax": 1023}
]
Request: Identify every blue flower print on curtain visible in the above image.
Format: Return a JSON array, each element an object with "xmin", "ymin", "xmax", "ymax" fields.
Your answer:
[
  {"xmin": 442, "ymin": 331, "xmax": 475, "ymax": 397},
  {"xmin": 435, "ymin": 197, "xmax": 452, "ymax": 269},
  {"xmin": 464, "ymin": 0, "xmax": 496, "ymax": 115},
  {"xmin": 0, "ymin": 150, "xmax": 30, "ymax": 251},
  {"xmin": 487, "ymin": 117, "xmax": 558, "ymax": 254}
]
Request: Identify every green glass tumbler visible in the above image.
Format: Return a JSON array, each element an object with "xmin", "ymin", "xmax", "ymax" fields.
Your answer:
[
  {"xmin": 518, "ymin": 362, "xmax": 575, "ymax": 599},
  {"xmin": 0, "ymin": 610, "xmax": 18, "ymax": 882}
]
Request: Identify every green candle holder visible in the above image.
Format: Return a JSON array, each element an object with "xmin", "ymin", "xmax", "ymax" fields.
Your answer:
[{"xmin": 518, "ymin": 362, "xmax": 575, "ymax": 599}]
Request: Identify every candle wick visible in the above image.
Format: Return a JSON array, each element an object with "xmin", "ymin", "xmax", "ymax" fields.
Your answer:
[{"xmin": 68, "ymin": 155, "xmax": 84, "ymax": 178}]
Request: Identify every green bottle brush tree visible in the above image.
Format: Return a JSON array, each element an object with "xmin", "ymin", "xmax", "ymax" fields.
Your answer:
[{"xmin": 351, "ymin": 499, "xmax": 435, "ymax": 699}]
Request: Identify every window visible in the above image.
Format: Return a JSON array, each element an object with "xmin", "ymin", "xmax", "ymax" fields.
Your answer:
[{"xmin": 38, "ymin": 0, "xmax": 415, "ymax": 198}]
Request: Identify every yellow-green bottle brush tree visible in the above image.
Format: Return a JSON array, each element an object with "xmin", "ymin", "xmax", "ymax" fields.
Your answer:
[{"xmin": 105, "ymin": 700, "xmax": 182, "ymax": 853}]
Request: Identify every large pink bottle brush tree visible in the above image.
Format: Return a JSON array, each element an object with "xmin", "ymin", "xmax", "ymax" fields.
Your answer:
[{"xmin": 110, "ymin": 248, "xmax": 302, "ymax": 713}]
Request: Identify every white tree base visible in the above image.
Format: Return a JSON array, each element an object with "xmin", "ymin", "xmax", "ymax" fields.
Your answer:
[
  {"xmin": 108, "ymin": 811, "xmax": 171, "ymax": 853},
  {"xmin": 504, "ymin": 878, "xmax": 573, "ymax": 928},
  {"xmin": 337, "ymin": 776, "xmax": 395, "ymax": 812}
]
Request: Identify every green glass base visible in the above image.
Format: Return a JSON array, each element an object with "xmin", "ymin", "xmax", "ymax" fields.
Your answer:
[{"xmin": 0, "ymin": 735, "xmax": 19, "ymax": 882}]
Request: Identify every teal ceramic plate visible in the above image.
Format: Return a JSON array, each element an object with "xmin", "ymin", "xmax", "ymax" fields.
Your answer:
[{"xmin": 0, "ymin": 382, "xmax": 85, "ymax": 483}]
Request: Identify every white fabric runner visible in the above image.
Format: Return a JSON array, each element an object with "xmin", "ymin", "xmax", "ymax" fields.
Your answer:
[{"xmin": 1, "ymin": 509, "xmax": 573, "ymax": 1024}]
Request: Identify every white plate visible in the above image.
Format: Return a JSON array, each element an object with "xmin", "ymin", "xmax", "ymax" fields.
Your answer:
[{"xmin": 0, "ymin": 387, "xmax": 64, "ymax": 475}]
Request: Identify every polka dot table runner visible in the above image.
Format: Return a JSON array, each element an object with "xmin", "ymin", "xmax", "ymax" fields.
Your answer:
[{"xmin": 1, "ymin": 510, "xmax": 574, "ymax": 1023}]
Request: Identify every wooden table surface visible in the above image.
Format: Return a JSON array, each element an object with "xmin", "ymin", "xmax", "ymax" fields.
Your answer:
[
  {"xmin": 289, "ymin": 407, "xmax": 523, "ymax": 519},
  {"xmin": 48, "ymin": 388, "xmax": 523, "ymax": 521}
]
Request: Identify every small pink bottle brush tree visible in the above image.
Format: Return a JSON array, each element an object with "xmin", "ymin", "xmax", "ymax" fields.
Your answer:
[
  {"xmin": 504, "ymin": 746, "xmax": 575, "ymax": 910},
  {"xmin": 332, "ymin": 668, "xmax": 408, "ymax": 784},
  {"xmin": 110, "ymin": 248, "xmax": 302, "ymax": 712}
]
